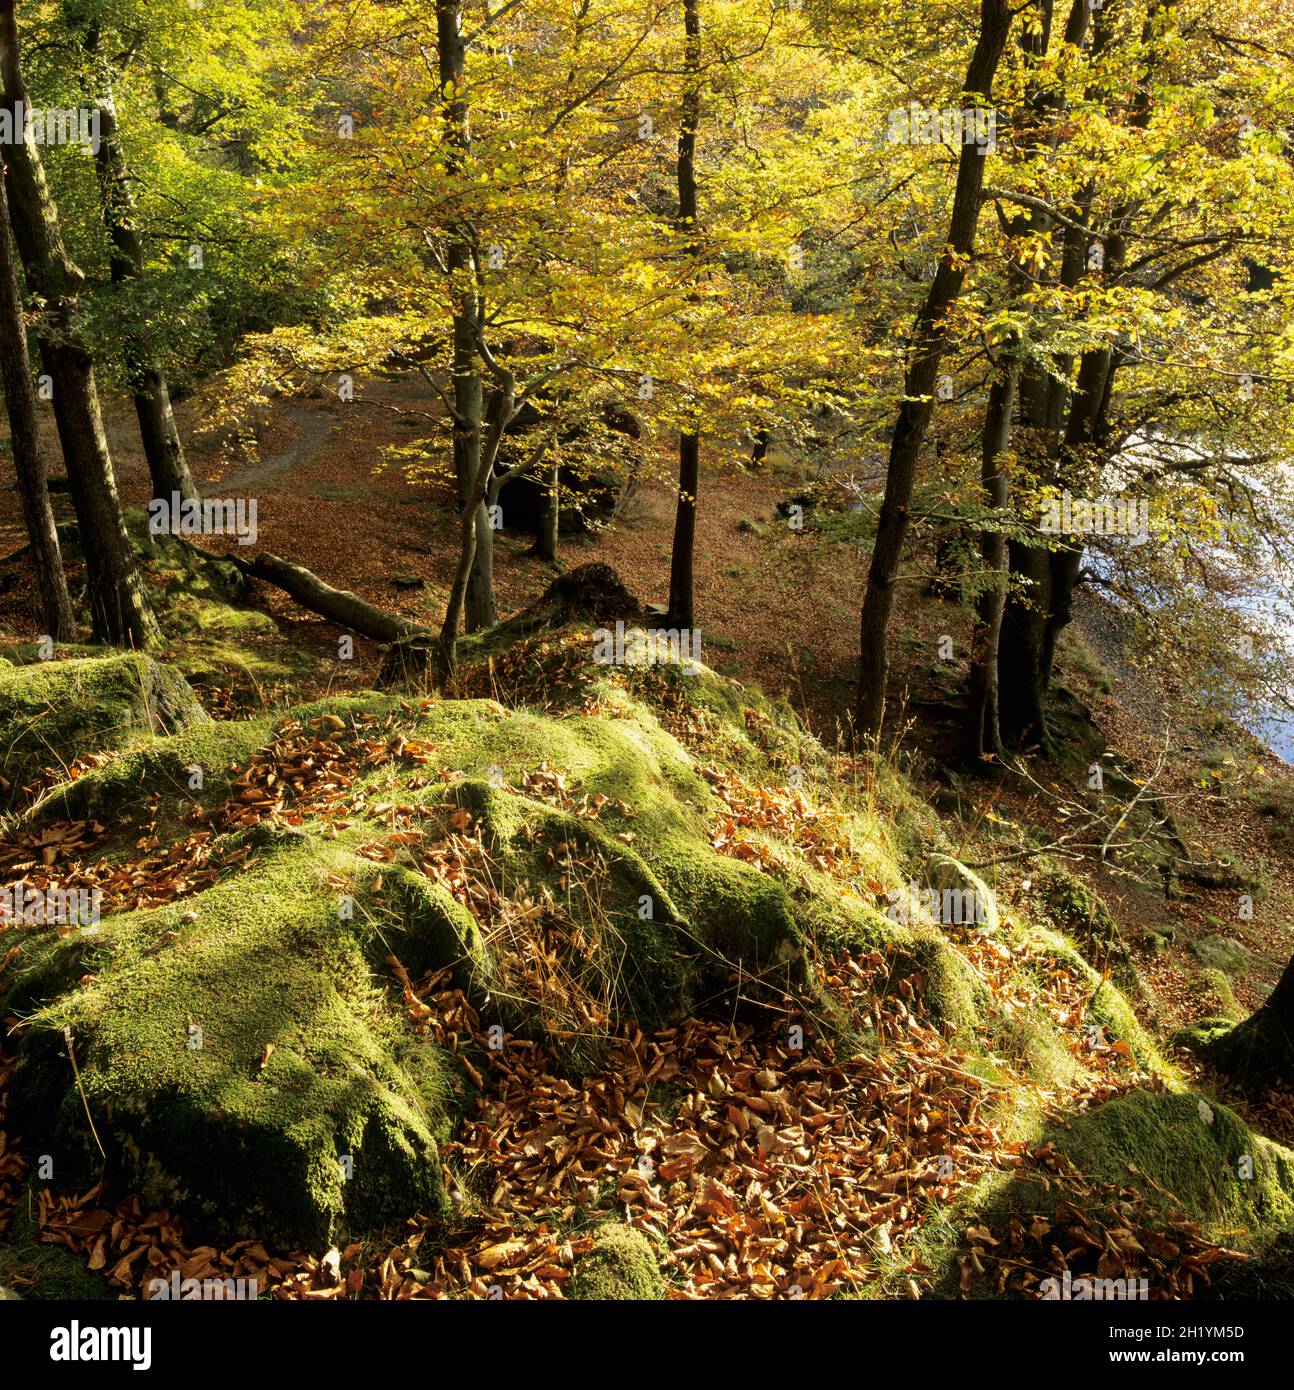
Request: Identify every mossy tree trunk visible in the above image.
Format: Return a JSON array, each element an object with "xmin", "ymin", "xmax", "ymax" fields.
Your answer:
[
  {"xmin": 1205, "ymin": 953, "xmax": 1294, "ymax": 1086},
  {"xmin": 85, "ymin": 28, "xmax": 199, "ymax": 506},
  {"xmin": 0, "ymin": 0, "xmax": 158, "ymax": 649},
  {"xmin": 0, "ymin": 171, "xmax": 76, "ymax": 642}
]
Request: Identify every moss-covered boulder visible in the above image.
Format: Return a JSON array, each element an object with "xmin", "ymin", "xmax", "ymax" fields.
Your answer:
[
  {"xmin": 1054, "ymin": 1090, "xmax": 1294, "ymax": 1231},
  {"xmin": 13, "ymin": 624, "xmax": 1260, "ymax": 1279},
  {"xmin": 568, "ymin": 1223, "xmax": 664, "ymax": 1299},
  {"xmin": 1189, "ymin": 934, "xmax": 1262, "ymax": 975},
  {"xmin": 921, "ymin": 854, "xmax": 998, "ymax": 930},
  {"xmin": 6, "ymin": 839, "xmax": 467, "ymax": 1250},
  {"xmin": 1032, "ymin": 862, "xmax": 1126, "ymax": 973},
  {"xmin": 0, "ymin": 655, "xmax": 208, "ymax": 805}
]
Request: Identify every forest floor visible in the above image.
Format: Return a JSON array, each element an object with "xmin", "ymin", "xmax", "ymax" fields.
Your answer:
[
  {"xmin": 13, "ymin": 374, "xmax": 1289, "ymax": 1027},
  {"xmin": 3, "ymin": 377, "xmax": 1294, "ymax": 1298},
  {"xmin": 3, "ymin": 376, "xmax": 1291, "ymax": 1038}
]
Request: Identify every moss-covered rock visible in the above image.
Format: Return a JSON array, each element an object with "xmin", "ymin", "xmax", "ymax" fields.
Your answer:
[
  {"xmin": 6, "ymin": 839, "xmax": 465, "ymax": 1249},
  {"xmin": 568, "ymin": 1222, "xmax": 664, "ymax": 1299},
  {"xmin": 24, "ymin": 714, "xmax": 272, "ymax": 827},
  {"xmin": 1032, "ymin": 862, "xmax": 1126, "ymax": 973},
  {"xmin": 1189, "ymin": 934, "xmax": 1262, "ymax": 975},
  {"xmin": 1054, "ymin": 1090, "xmax": 1294, "ymax": 1231},
  {"xmin": 921, "ymin": 854, "xmax": 998, "ymax": 930},
  {"xmin": 11, "ymin": 621, "xmax": 1279, "ymax": 1277},
  {"xmin": 0, "ymin": 655, "xmax": 208, "ymax": 806}
]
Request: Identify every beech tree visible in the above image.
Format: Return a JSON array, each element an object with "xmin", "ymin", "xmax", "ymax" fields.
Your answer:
[
  {"xmin": 0, "ymin": 0, "xmax": 156, "ymax": 647},
  {"xmin": 855, "ymin": 0, "xmax": 1014, "ymax": 740},
  {"xmin": 0, "ymin": 169, "xmax": 76, "ymax": 642}
]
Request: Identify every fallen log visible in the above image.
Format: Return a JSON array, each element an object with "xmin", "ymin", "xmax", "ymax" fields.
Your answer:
[
  {"xmin": 221, "ymin": 548, "xmax": 431, "ymax": 644},
  {"xmin": 169, "ymin": 536, "xmax": 639, "ymax": 686}
]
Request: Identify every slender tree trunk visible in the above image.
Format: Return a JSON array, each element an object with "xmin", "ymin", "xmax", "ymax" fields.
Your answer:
[
  {"xmin": 666, "ymin": 0, "xmax": 702, "ymax": 630},
  {"xmin": 999, "ymin": 0, "xmax": 1165, "ymax": 744},
  {"xmin": 966, "ymin": 363, "xmax": 1017, "ymax": 757},
  {"xmin": 440, "ymin": 373, "xmax": 515, "ymax": 677},
  {"xmin": 0, "ymin": 0, "xmax": 157, "ymax": 648},
  {"xmin": 440, "ymin": 489, "xmax": 483, "ymax": 678},
  {"xmin": 0, "ymin": 173, "xmax": 75, "ymax": 642},
  {"xmin": 998, "ymin": 540, "xmax": 1052, "ymax": 745},
  {"xmin": 89, "ymin": 63, "xmax": 198, "ymax": 504},
  {"xmin": 668, "ymin": 432, "xmax": 699, "ymax": 628},
  {"xmin": 855, "ymin": 0, "xmax": 1013, "ymax": 739},
  {"xmin": 437, "ymin": 0, "xmax": 494, "ymax": 633},
  {"xmin": 967, "ymin": 0, "xmax": 1085, "ymax": 754}
]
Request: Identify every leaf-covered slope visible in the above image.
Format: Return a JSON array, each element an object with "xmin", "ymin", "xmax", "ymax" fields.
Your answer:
[{"xmin": 2, "ymin": 636, "xmax": 1292, "ymax": 1294}]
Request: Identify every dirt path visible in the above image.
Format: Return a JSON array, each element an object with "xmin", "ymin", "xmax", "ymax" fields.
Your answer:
[{"xmin": 201, "ymin": 404, "xmax": 337, "ymax": 495}]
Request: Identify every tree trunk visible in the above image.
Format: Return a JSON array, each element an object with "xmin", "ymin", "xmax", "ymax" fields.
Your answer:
[
  {"xmin": 436, "ymin": 0, "xmax": 494, "ymax": 634},
  {"xmin": 855, "ymin": 0, "xmax": 1013, "ymax": 739},
  {"xmin": 966, "ymin": 363, "xmax": 1017, "ymax": 758},
  {"xmin": 666, "ymin": 0, "xmax": 702, "ymax": 631},
  {"xmin": 87, "ymin": 39, "xmax": 198, "ymax": 505},
  {"xmin": 967, "ymin": 0, "xmax": 1085, "ymax": 754},
  {"xmin": 1201, "ymin": 953, "xmax": 1294, "ymax": 1086},
  {"xmin": 468, "ymin": 499, "xmax": 495, "ymax": 627},
  {"xmin": 227, "ymin": 549, "xmax": 428, "ymax": 644},
  {"xmin": 0, "ymin": 0, "xmax": 157, "ymax": 648},
  {"xmin": 530, "ymin": 460, "xmax": 559, "ymax": 561},
  {"xmin": 668, "ymin": 431, "xmax": 699, "ymax": 628},
  {"xmin": 999, "ymin": 0, "xmax": 1158, "ymax": 745},
  {"xmin": 998, "ymin": 540, "xmax": 1052, "ymax": 746},
  {"xmin": 0, "ymin": 172, "xmax": 76, "ymax": 642}
]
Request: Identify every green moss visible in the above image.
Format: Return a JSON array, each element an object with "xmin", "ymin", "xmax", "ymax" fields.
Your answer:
[
  {"xmin": 921, "ymin": 854, "xmax": 1000, "ymax": 931},
  {"xmin": 903, "ymin": 930, "xmax": 986, "ymax": 1034},
  {"xmin": 24, "ymin": 715, "xmax": 272, "ymax": 826},
  {"xmin": 1053, "ymin": 1090, "xmax": 1294, "ymax": 1232},
  {"xmin": 6, "ymin": 839, "xmax": 461, "ymax": 1249},
  {"xmin": 367, "ymin": 863, "xmax": 493, "ymax": 997},
  {"xmin": 0, "ymin": 1184, "xmax": 115, "ymax": 1301},
  {"xmin": 1017, "ymin": 926, "xmax": 1161, "ymax": 1071},
  {"xmin": 1190, "ymin": 935, "xmax": 1262, "ymax": 976},
  {"xmin": 1032, "ymin": 861, "xmax": 1127, "ymax": 975},
  {"xmin": 568, "ymin": 1222, "xmax": 664, "ymax": 1299},
  {"xmin": 0, "ymin": 655, "xmax": 208, "ymax": 806},
  {"xmin": 0, "ymin": 640, "xmax": 104, "ymax": 665}
]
